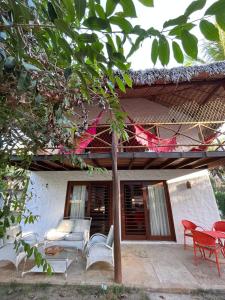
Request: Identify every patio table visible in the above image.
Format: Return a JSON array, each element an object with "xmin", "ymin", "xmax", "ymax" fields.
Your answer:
[{"xmin": 21, "ymin": 244, "xmax": 76, "ymax": 279}]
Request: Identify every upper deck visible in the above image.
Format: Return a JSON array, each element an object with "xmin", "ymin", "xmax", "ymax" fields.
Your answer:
[{"xmin": 12, "ymin": 61, "xmax": 225, "ymax": 171}]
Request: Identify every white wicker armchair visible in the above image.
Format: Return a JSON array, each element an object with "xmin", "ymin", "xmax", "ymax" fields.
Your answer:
[
  {"xmin": 0, "ymin": 231, "xmax": 39, "ymax": 273},
  {"xmin": 86, "ymin": 225, "xmax": 114, "ymax": 270}
]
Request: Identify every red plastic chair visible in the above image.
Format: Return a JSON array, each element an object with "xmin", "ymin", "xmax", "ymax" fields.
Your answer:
[
  {"xmin": 212, "ymin": 221, "xmax": 225, "ymax": 257},
  {"xmin": 212, "ymin": 221, "xmax": 225, "ymax": 232},
  {"xmin": 181, "ymin": 220, "xmax": 204, "ymax": 250},
  {"xmin": 192, "ymin": 230, "xmax": 223, "ymax": 276}
]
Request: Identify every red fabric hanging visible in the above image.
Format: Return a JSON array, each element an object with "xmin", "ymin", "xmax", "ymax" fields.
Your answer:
[
  {"xmin": 122, "ymin": 107, "xmax": 177, "ymax": 152},
  {"xmin": 190, "ymin": 133, "xmax": 218, "ymax": 152},
  {"xmin": 58, "ymin": 111, "xmax": 104, "ymax": 155},
  {"xmin": 133, "ymin": 124, "xmax": 177, "ymax": 152}
]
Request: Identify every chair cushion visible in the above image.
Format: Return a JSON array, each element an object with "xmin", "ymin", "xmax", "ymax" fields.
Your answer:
[
  {"xmin": 72, "ymin": 219, "xmax": 90, "ymax": 233},
  {"xmin": 56, "ymin": 220, "xmax": 74, "ymax": 233},
  {"xmin": 106, "ymin": 225, "xmax": 114, "ymax": 246},
  {"xmin": 46, "ymin": 229, "xmax": 66, "ymax": 241},
  {"xmin": 64, "ymin": 232, "xmax": 84, "ymax": 241}
]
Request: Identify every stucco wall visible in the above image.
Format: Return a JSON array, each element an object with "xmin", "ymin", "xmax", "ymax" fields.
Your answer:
[
  {"xmin": 167, "ymin": 171, "xmax": 220, "ymax": 244},
  {"xmin": 23, "ymin": 169, "xmax": 220, "ymax": 244}
]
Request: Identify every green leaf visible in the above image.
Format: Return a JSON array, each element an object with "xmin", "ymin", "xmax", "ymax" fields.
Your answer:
[
  {"xmin": 109, "ymin": 16, "xmax": 133, "ymax": 34},
  {"xmin": 169, "ymin": 23, "xmax": 195, "ymax": 36},
  {"xmin": 158, "ymin": 36, "xmax": 170, "ymax": 66},
  {"xmin": 120, "ymin": 0, "xmax": 137, "ymax": 17},
  {"xmin": 54, "ymin": 19, "xmax": 76, "ymax": 39},
  {"xmin": 47, "ymin": 265, "xmax": 52, "ymax": 275},
  {"xmin": 205, "ymin": 0, "xmax": 225, "ymax": 15},
  {"xmin": 151, "ymin": 38, "xmax": 158, "ymax": 65},
  {"xmin": 47, "ymin": 2, "xmax": 58, "ymax": 22},
  {"xmin": 163, "ymin": 15, "xmax": 187, "ymax": 28},
  {"xmin": 17, "ymin": 71, "xmax": 31, "ymax": 91},
  {"xmin": 95, "ymin": 4, "xmax": 105, "ymax": 19},
  {"xmin": 127, "ymin": 34, "xmax": 146, "ymax": 58},
  {"xmin": 58, "ymin": 37, "xmax": 73, "ymax": 60},
  {"xmin": 115, "ymin": 76, "xmax": 126, "ymax": 92},
  {"xmin": 172, "ymin": 41, "xmax": 184, "ymax": 63},
  {"xmin": 138, "ymin": 0, "xmax": 154, "ymax": 6},
  {"xmin": 112, "ymin": 52, "xmax": 126, "ymax": 63},
  {"xmin": 216, "ymin": 13, "xmax": 225, "ymax": 31},
  {"xmin": 4, "ymin": 56, "xmax": 16, "ymax": 72},
  {"xmin": 106, "ymin": 0, "xmax": 120, "ymax": 16},
  {"xmin": 74, "ymin": 0, "xmax": 86, "ymax": 21},
  {"xmin": 83, "ymin": 17, "xmax": 109, "ymax": 30},
  {"xmin": 123, "ymin": 73, "xmax": 132, "ymax": 88},
  {"xmin": 200, "ymin": 20, "xmax": 219, "ymax": 41},
  {"xmin": 79, "ymin": 33, "xmax": 98, "ymax": 43},
  {"xmin": 185, "ymin": 0, "xmax": 206, "ymax": 16},
  {"xmin": 22, "ymin": 62, "xmax": 41, "ymax": 71},
  {"xmin": 62, "ymin": 0, "xmax": 75, "ymax": 21},
  {"xmin": 181, "ymin": 30, "xmax": 198, "ymax": 59}
]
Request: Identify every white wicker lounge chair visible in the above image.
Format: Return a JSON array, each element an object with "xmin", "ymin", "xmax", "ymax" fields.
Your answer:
[
  {"xmin": 86, "ymin": 225, "xmax": 114, "ymax": 270},
  {"xmin": 44, "ymin": 218, "xmax": 92, "ymax": 251},
  {"xmin": 0, "ymin": 229, "xmax": 39, "ymax": 273}
]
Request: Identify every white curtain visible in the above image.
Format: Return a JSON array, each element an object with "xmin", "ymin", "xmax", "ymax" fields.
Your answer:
[
  {"xmin": 147, "ymin": 184, "xmax": 170, "ymax": 236},
  {"xmin": 70, "ymin": 185, "xmax": 87, "ymax": 218}
]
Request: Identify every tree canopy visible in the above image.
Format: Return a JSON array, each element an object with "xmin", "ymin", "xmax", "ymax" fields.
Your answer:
[{"xmin": 1, "ymin": 0, "xmax": 225, "ymax": 160}]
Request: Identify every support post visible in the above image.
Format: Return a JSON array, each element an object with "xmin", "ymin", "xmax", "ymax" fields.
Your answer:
[{"xmin": 112, "ymin": 130, "xmax": 122, "ymax": 284}]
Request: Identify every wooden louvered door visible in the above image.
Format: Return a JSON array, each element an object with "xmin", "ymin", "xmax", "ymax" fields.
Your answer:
[
  {"xmin": 121, "ymin": 181, "xmax": 176, "ymax": 241},
  {"xmin": 87, "ymin": 182, "xmax": 112, "ymax": 236},
  {"xmin": 121, "ymin": 182, "xmax": 149, "ymax": 240}
]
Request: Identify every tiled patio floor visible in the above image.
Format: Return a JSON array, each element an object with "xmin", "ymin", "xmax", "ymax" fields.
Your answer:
[{"xmin": 1, "ymin": 244, "xmax": 225, "ymax": 291}]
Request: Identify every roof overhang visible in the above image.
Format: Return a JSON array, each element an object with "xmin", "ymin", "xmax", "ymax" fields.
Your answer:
[
  {"xmin": 117, "ymin": 61, "xmax": 225, "ymax": 108},
  {"xmin": 11, "ymin": 151, "xmax": 225, "ymax": 171}
]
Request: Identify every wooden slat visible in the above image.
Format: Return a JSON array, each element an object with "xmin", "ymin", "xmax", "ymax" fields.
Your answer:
[
  {"xmin": 122, "ymin": 183, "xmax": 147, "ymax": 239},
  {"xmin": 89, "ymin": 183, "xmax": 111, "ymax": 235},
  {"xmin": 144, "ymin": 158, "xmax": 155, "ymax": 169},
  {"xmin": 159, "ymin": 158, "xmax": 177, "ymax": 169}
]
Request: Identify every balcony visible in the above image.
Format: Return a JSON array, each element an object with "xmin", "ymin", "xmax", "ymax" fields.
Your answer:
[{"xmin": 15, "ymin": 120, "xmax": 225, "ymax": 171}]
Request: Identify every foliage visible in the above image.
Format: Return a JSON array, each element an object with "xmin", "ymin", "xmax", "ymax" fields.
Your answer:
[
  {"xmin": 215, "ymin": 191, "xmax": 225, "ymax": 217},
  {"xmin": 185, "ymin": 25, "xmax": 225, "ymax": 65},
  {"xmin": 0, "ymin": 0, "xmax": 224, "ymax": 273}
]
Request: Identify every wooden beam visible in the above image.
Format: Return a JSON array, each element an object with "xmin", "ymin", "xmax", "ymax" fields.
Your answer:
[
  {"xmin": 32, "ymin": 162, "xmax": 52, "ymax": 171},
  {"xmin": 175, "ymin": 158, "xmax": 195, "ymax": 169},
  {"xmin": 201, "ymin": 84, "xmax": 222, "ymax": 104},
  {"xmin": 159, "ymin": 158, "xmax": 177, "ymax": 169},
  {"xmin": 144, "ymin": 158, "xmax": 155, "ymax": 169},
  {"xmin": 128, "ymin": 157, "xmax": 134, "ymax": 170},
  {"xmin": 40, "ymin": 160, "xmax": 69, "ymax": 170},
  {"xmin": 203, "ymin": 158, "xmax": 225, "ymax": 169},
  {"xmin": 112, "ymin": 131, "xmax": 122, "ymax": 284},
  {"xmin": 92, "ymin": 159, "xmax": 101, "ymax": 168},
  {"xmin": 190, "ymin": 158, "xmax": 216, "ymax": 169}
]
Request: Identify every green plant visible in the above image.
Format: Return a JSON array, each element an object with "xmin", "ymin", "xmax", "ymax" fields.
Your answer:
[{"xmin": 215, "ymin": 191, "xmax": 225, "ymax": 217}]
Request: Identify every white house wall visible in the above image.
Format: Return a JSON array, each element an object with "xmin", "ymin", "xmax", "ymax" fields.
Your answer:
[{"xmin": 24, "ymin": 169, "xmax": 220, "ymax": 244}]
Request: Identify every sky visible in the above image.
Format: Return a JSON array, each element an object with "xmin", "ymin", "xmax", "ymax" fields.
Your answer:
[{"xmin": 126, "ymin": 0, "xmax": 215, "ymax": 69}]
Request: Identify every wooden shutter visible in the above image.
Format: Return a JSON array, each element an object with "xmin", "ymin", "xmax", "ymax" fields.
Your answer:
[
  {"xmin": 88, "ymin": 183, "xmax": 111, "ymax": 235},
  {"xmin": 121, "ymin": 183, "xmax": 147, "ymax": 240}
]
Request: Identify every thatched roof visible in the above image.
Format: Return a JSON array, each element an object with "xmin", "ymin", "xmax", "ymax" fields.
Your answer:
[
  {"xmin": 117, "ymin": 61, "xmax": 225, "ymax": 86},
  {"xmin": 117, "ymin": 61, "xmax": 225, "ymax": 109}
]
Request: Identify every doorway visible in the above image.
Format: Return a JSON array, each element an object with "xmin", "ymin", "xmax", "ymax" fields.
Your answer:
[
  {"xmin": 64, "ymin": 181, "xmax": 112, "ymax": 235},
  {"xmin": 121, "ymin": 181, "xmax": 175, "ymax": 241}
]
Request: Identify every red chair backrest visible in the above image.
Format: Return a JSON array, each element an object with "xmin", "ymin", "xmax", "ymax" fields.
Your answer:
[
  {"xmin": 181, "ymin": 220, "xmax": 197, "ymax": 231},
  {"xmin": 192, "ymin": 230, "xmax": 216, "ymax": 247},
  {"xmin": 212, "ymin": 221, "xmax": 225, "ymax": 232}
]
